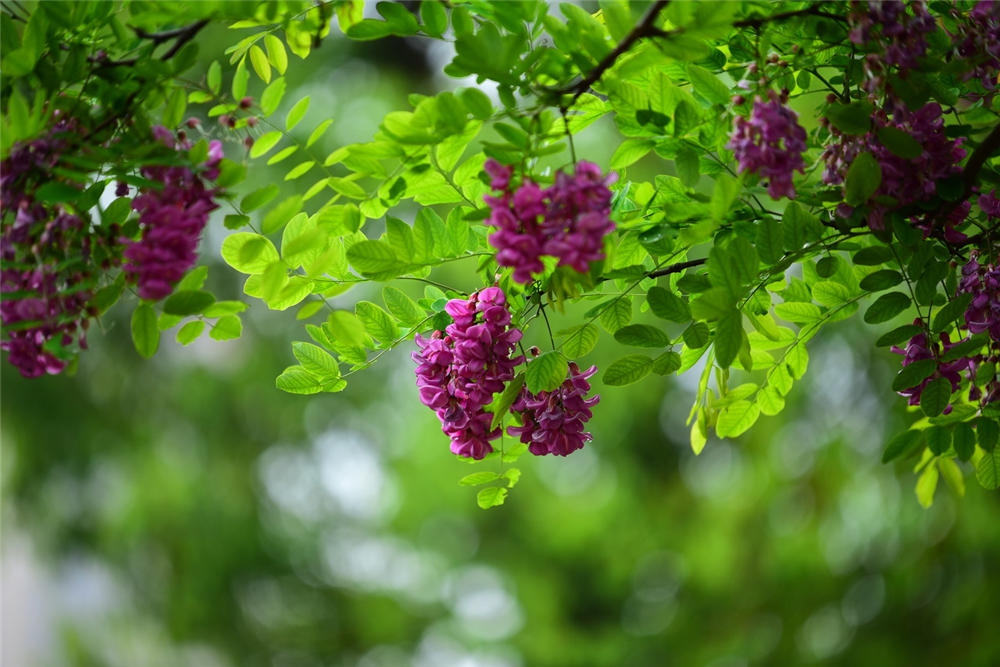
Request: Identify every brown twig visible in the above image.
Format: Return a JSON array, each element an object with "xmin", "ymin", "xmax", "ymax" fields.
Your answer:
[
  {"xmin": 646, "ymin": 258, "xmax": 706, "ymax": 279},
  {"xmin": 552, "ymin": 0, "xmax": 672, "ymax": 108},
  {"xmin": 733, "ymin": 5, "xmax": 848, "ymax": 29},
  {"xmin": 101, "ymin": 19, "xmax": 209, "ymax": 67}
]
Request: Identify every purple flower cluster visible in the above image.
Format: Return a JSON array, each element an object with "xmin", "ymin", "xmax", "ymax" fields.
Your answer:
[
  {"xmin": 123, "ymin": 127, "xmax": 222, "ymax": 300},
  {"xmin": 959, "ymin": 253, "xmax": 1000, "ymax": 343},
  {"xmin": 822, "ymin": 103, "xmax": 966, "ymax": 233},
  {"xmin": 484, "ymin": 160, "xmax": 616, "ymax": 284},
  {"xmin": 980, "ymin": 190, "xmax": 1000, "ymax": 218},
  {"xmin": 412, "ymin": 287, "xmax": 525, "ymax": 459},
  {"xmin": 1, "ymin": 120, "xmax": 122, "ymax": 377},
  {"xmin": 727, "ymin": 91, "xmax": 807, "ymax": 199},
  {"xmin": 953, "ymin": 1, "xmax": 1000, "ymax": 93},
  {"xmin": 849, "ymin": 0, "xmax": 937, "ymax": 92},
  {"xmin": 508, "ymin": 362, "xmax": 599, "ymax": 456},
  {"xmin": 891, "ymin": 319, "xmax": 971, "ymax": 409}
]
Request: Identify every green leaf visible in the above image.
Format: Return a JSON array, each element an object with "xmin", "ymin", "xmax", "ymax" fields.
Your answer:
[
  {"xmin": 326, "ymin": 310, "xmax": 368, "ymax": 347},
  {"xmin": 131, "ymin": 304, "xmax": 159, "ymax": 358},
  {"xmin": 683, "ymin": 321, "xmax": 710, "ymax": 349},
  {"xmin": 241, "ymin": 184, "xmax": 280, "ymax": 212},
  {"xmin": 920, "ymin": 377, "xmax": 952, "ymax": 417},
  {"xmin": 852, "ymin": 246, "xmax": 894, "ymax": 266},
  {"xmin": 614, "ymin": 324, "xmax": 671, "ymax": 348},
  {"xmin": 939, "ymin": 457, "xmax": 965, "ymax": 497},
  {"xmin": 875, "ymin": 323, "xmax": 922, "ymax": 347},
  {"xmin": 260, "ymin": 77, "xmax": 287, "ymax": 116},
  {"xmin": 891, "ymin": 358, "xmax": 938, "ymax": 391},
  {"xmin": 915, "ymin": 462, "xmax": 939, "ymax": 508},
  {"xmin": 232, "ymin": 58, "xmax": 249, "ymax": 99},
  {"xmin": 685, "ymin": 63, "xmax": 730, "ymax": 105},
  {"xmin": 355, "ymin": 301, "xmax": 398, "ymax": 344},
  {"xmin": 490, "ymin": 373, "xmax": 525, "ymax": 430},
  {"xmin": 877, "ymin": 126, "xmax": 923, "ymax": 159},
  {"xmin": 286, "ymin": 96, "xmax": 310, "ymax": 131},
  {"xmin": 250, "ymin": 131, "xmax": 282, "ymax": 158},
  {"xmin": 977, "ymin": 417, "xmax": 999, "ymax": 452},
  {"xmin": 292, "ymin": 341, "xmax": 340, "ymax": 377},
  {"xmin": 210, "ymin": 314, "xmax": 243, "ymax": 341},
  {"xmin": 460, "ymin": 471, "xmax": 500, "ymax": 486},
  {"xmin": 882, "ymin": 429, "xmax": 924, "ymax": 463},
  {"xmin": 265, "ymin": 33, "xmax": 288, "ymax": 75},
  {"xmin": 561, "ymin": 323, "xmax": 600, "ymax": 358},
  {"xmin": 275, "ymin": 366, "xmax": 324, "ymax": 394},
  {"xmin": 599, "ymin": 298, "xmax": 632, "ymax": 333},
  {"xmin": 860, "ymin": 269, "xmax": 903, "ymax": 292},
  {"xmin": 976, "ymin": 447, "xmax": 1000, "ymax": 490},
  {"xmin": 844, "ymin": 151, "xmax": 882, "ymax": 207},
  {"xmin": 249, "ymin": 44, "xmax": 271, "ymax": 83},
  {"xmin": 163, "ymin": 290, "xmax": 215, "ymax": 316},
  {"xmin": 674, "ymin": 145, "xmax": 699, "ymax": 187},
  {"xmin": 262, "ymin": 195, "xmax": 303, "ymax": 234},
  {"xmin": 476, "ymin": 486, "xmax": 508, "ymax": 509},
  {"xmin": 811, "ymin": 281, "xmax": 854, "ymax": 308},
  {"xmin": 421, "ymin": 0, "xmax": 448, "ymax": 37},
  {"xmin": 307, "ymin": 119, "xmax": 334, "ymax": 147},
  {"xmin": 602, "ymin": 355, "xmax": 653, "ymax": 386},
  {"xmin": 774, "ymin": 301, "xmax": 822, "ymax": 324},
  {"xmin": 610, "ymin": 137, "xmax": 654, "ymax": 169},
  {"xmin": 34, "ymin": 182, "xmax": 80, "ymax": 204},
  {"xmin": 824, "ymin": 100, "xmax": 873, "ymax": 135},
  {"xmin": 207, "ymin": 60, "xmax": 221, "ymax": 93},
  {"xmin": 382, "ymin": 286, "xmax": 425, "ymax": 327},
  {"xmin": 347, "ymin": 240, "xmax": 399, "ymax": 275},
  {"xmin": 647, "ymin": 286, "xmax": 690, "ymax": 322},
  {"xmin": 713, "ymin": 311, "xmax": 744, "ymax": 369},
  {"xmin": 755, "ymin": 216, "xmax": 783, "ymax": 264},
  {"xmin": 221, "ymin": 233, "xmax": 280, "ymax": 274},
  {"xmin": 203, "ymin": 301, "xmax": 248, "ymax": 317},
  {"xmin": 176, "ymin": 320, "xmax": 205, "ymax": 345},
  {"xmin": 931, "ymin": 292, "xmax": 974, "ymax": 333},
  {"xmin": 526, "ymin": 351, "xmax": 567, "ymax": 394},
  {"xmin": 163, "ymin": 87, "xmax": 186, "ymax": 129},
  {"xmin": 954, "ymin": 422, "xmax": 976, "ymax": 460},
  {"xmin": 715, "ymin": 400, "xmax": 760, "ymax": 438},
  {"xmin": 864, "ymin": 291, "xmax": 910, "ymax": 324},
  {"xmin": 651, "ymin": 350, "xmax": 681, "ymax": 375}
]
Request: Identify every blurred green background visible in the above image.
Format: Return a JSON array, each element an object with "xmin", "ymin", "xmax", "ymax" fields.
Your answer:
[{"xmin": 4, "ymin": 11, "xmax": 1000, "ymax": 667}]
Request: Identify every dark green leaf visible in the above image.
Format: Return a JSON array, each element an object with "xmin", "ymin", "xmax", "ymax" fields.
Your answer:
[
  {"xmin": 877, "ymin": 126, "xmax": 923, "ymax": 159},
  {"xmin": 977, "ymin": 417, "xmax": 999, "ymax": 452},
  {"xmin": 825, "ymin": 100, "xmax": 873, "ymax": 135},
  {"xmin": 561, "ymin": 323, "xmax": 600, "ymax": 358},
  {"xmin": 953, "ymin": 422, "xmax": 976, "ymax": 461},
  {"xmin": 844, "ymin": 152, "xmax": 882, "ymax": 207},
  {"xmin": 713, "ymin": 311, "xmax": 743, "ymax": 369},
  {"xmin": 881, "ymin": 429, "xmax": 924, "ymax": 463},
  {"xmin": 860, "ymin": 269, "xmax": 903, "ymax": 292},
  {"xmin": 875, "ymin": 323, "xmax": 922, "ymax": 347},
  {"xmin": 931, "ymin": 292, "xmax": 974, "ymax": 333},
  {"xmin": 975, "ymin": 446, "xmax": 1000, "ymax": 490},
  {"xmin": 920, "ymin": 377, "xmax": 952, "ymax": 417},
  {"xmin": 647, "ymin": 286, "xmax": 690, "ymax": 323},
  {"xmin": 651, "ymin": 350, "xmax": 681, "ymax": 375},
  {"xmin": 891, "ymin": 358, "xmax": 937, "ymax": 391},
  {"xmin": 864, "ymin": 291, "xmax": 910, "ymax": 324},
  {"xmin": 163, "ymin": 290, "xmax": 215, "ymax": 316}
]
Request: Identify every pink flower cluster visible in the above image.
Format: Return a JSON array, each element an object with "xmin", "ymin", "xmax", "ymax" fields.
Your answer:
[
  {"xmin": 727, "ymin": 91, "xmax": 807, "ymax": 199},
  {"xmin": 412, "ymin": 287, "xmax": 525, "ymax": 459},
  {"xmin": 822, "ymin": 103, "xmax": 966, "ymax": 234},
  {"xmin": 484, "ymin": 160, "xmax": 616, "ymax": 284},
  {"xmin": 1, "ymin": 120, "xmax": 122, "ymax": 377},
  {"xmin": 508, "ymin": 362, "xmax": 599, "ymax": 456},
  {"xmin": 123, "ymin": 127, "xmax": 222, "ymax": 300},
  {"xmin": 849, "ymin": 0, "xmax": 936, "ymax": 93},
  {"xmin": 891, "ymin": 319, "xmax": 972, "ymax": 410},
  {"xmin": 953, "ymin": 1, "xmax": 1000, "ymax": 93},
  {"xmin": 960, "ymin": 252, "xmax": 1000, "ymax": 343}
]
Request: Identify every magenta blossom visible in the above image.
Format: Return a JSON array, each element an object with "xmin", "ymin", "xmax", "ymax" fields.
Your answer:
[
  {"xmin": 508, "ymin": 362, "xmax": 599, "ymax": 456},
  {"xmin": 727, "ymin": 91, "xmax": 807, "ymax": 199}
]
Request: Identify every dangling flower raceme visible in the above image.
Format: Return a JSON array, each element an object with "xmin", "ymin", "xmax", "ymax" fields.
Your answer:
[
  {"xmin": 123, "ymin": 127, "xmax": 222, "ymax": 300},
  {"xmin": 484, "ymin": 159, "xmax": 616, "ymax": 284},
  {"xmin": 0, "ymin": 119, "xmax": 122, "ymax": 377},
  {"xmin": 952, "ymin": 1, "xmax": 1000, "ymax": 94},
  {"xmin": 822, "ymin": 103, "xmax": 967, "ymax": 234},
  {"xmin": 891, "ymin": 319, "xmax": 973, "ymax": 410},
  {"xmin": 507, "ymin": 362, "xmax": 599, "ymax": 456},
  {"xmin": 412, "ymin": 287, "xmax": 524, "ymax": 460},
  {"xmin": 959, "ymin": 252, "xmax": 1000, "ymax": 343},
  {"xmin": 727, "ymin": 90, "xmax": 807, "ymax": 199},
  {"xmin": 848, "ymin": 0, "xmax": 937, "ymax": 93}
]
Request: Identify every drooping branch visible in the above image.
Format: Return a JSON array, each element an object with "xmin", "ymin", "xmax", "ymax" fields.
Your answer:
[{"xmin": 937, "ymin": 122, "xmax": 1000, "ymax": 236}]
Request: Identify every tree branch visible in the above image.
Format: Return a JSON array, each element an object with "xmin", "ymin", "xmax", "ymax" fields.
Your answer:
[
  {"xmin": 733, "ymin": 5, "xmax": 848, "ymax": 29},
  {"xmin": 936, "ymin": 121, "xmax": 1000, "ymax": 236},
  {"xmin": 100, "ymin": 19, "xmax": 209, "ymax": 67},
  {"xmin": 646, "ymin": 258, "xmax": 706, "ymax": 279},
  {"xmin": 552, "ymin": 0, "xmax": 672, "ymax": 108}
]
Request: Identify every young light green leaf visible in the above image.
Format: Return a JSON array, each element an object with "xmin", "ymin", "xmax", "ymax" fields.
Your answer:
[
  {"xmin": 561, "ymin": 323, "xmax": 600, "ymax": 358},
  {"xmin": 460, "ymin": 471, "xmax": 500, "ymax": 486},
  {"xmin": 286, "ymin": 96, "xmax": 310, "ymax": 131},
  {"xmin": 490, "ymin": 373, "xmax": 525, "ymax": 430},
  {"xmin": 476, "ymin": 486, "xmax": 508, "ymax": 509}
]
